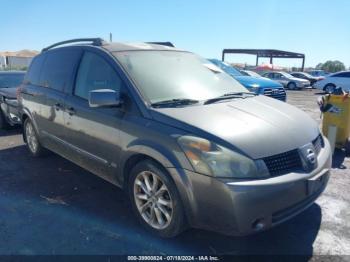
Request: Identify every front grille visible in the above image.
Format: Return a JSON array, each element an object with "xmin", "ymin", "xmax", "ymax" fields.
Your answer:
[
  {"xmin": 312, "ymin": 134, "xmax": 324, "ymax": 156},
  {"xmin": 263, "ymin": 149, "xmax": 303, "ymax": 177},
  {"xmin": 263, "ymin": 134, "xmax": 324, "ymax": 177},
  {"xmin": 263, "ymin": 88, "xmax": 286, "ymax": 101}
]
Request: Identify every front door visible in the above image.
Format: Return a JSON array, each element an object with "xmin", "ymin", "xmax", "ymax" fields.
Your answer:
[{"xmin": 63, "ymin": 50, "xmax": 125, "ymax": 184}]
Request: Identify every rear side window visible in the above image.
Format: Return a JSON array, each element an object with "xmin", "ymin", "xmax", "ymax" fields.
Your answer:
[
  {"xmin": 74, "ymin": 52, "xmax": 123, "ymax": 100},
  {"xmin": 24, "ymin": 55, "xmax": 45, "ymax": 85},
  {"xmin": 39, "ymin": 49, "xmax": 81, "ymax": 92}
]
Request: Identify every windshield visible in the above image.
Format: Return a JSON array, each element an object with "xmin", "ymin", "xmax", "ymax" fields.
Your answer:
[
  {"xmin": 208, "ymin": 59, "xmax": 243, "ymax": 77},
  {"xmin": 301, "ymin": 72, "xmax": 313, "ymax": 78},
  {"xmin": 309, "ymin": 71, "xmax": 326, "ymax": 77},
  {"xmin": 0, "ymin": 73, "xmax": 25, "ymax": 88},
  {"xmin": 115, "ymin": 51, "xmax": 247, "ymax": 103},
  {"xmin": 280, "ymin": 72, "xmax": 294, "ymax": 78}
]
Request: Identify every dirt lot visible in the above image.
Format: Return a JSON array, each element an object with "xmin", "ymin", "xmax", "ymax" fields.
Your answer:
[{"xmin": 0, "ymin": 89, "xmax": 349, "ymax": 257}]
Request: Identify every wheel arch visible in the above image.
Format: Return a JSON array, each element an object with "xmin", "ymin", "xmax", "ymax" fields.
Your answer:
[
  {"xmin": 20, "ymin": 109, "xmax": 41, "ymax": 142},
  {"xmin": 21, "ymin": 112, "xmax": 30, "ymax": 142},
  {"xmin": 120, "ymin": 143, "xmax": 195, "ymax": 225},
  {"xmin": 120, "ymin": 141, "xmax": 190, "ymax": 188},
  {"xmin": 324, "ymin": 83, "xmax": 336, "ymax": 88}
]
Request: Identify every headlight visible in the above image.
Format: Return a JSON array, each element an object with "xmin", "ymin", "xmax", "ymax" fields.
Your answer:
[
  {"xmin": 249, "ymin": 84, "xmax": 260, "ymax": 92},
  {"xmin": 178, "ymin": 136, "xmax": 269, "ymax": 178}
]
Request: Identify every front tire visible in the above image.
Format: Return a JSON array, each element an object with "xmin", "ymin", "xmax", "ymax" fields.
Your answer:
[
  {"xmin": 128, "ymin": 160, "xmax": 186, "ymax": 238},
  {"xmin": 287, "ymin": 82, "xmax": 298, "ymax": 90},
  {"xmin": 324, "ymin": 84, "xmax": 336, "ymax": 94},
  {"xmin": 23, "ymin": 118, "xmax": 45, "ymax": 157},
  {"xmin": 345, "ymin": 139, "xmax": 350, "ymax": 157}
]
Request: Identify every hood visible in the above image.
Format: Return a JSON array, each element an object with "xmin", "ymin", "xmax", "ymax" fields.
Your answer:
[
  {"xmin": 151, "ymin": 96, "xmax": 319, "ymax": 159},
  {"xmin": 234, "ymin": 75, "xmax": 282, "ymax": 89}
]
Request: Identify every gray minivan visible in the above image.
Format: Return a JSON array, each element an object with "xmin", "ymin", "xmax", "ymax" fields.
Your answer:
[{"xmin": 19, "ymin": 39, "xmax": 331, "ymax": 238}]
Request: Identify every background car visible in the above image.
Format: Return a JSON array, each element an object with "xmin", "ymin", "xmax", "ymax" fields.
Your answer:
[
  {"xmin": 0, "ymin": 71, "xmax": 25, "ymax": 129},
  {"xmin": 307, "ymin": 70, "xmax": 328, "ymax": 78},
  {"xmin": 263, "ymin": 71, "xmax": 310, "ymax": 90},
  {"xmin": 290, "ymin": 72, "xmax": 321, "ymax": 87},
  {"xmin": 209, "ymin": 59, "xmax": 286, "ymax": 101},
  {"xmin": 314, "ymin": 71, "xmax": 350, "ymax": 93}
]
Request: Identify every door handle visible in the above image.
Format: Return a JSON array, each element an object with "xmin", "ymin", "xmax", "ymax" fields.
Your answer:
[
  {"xmin": 67, "ymin": 107, "xmax": 75, "ymax": 116},
  {"xmin": 54, "ymin": 103, "xmax": 62, "ymax": 111}
]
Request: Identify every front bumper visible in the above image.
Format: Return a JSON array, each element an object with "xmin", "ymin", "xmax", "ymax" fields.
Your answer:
[{"xmin": 168, "ymin": 138, "xmax": 331, "ymax": 236}]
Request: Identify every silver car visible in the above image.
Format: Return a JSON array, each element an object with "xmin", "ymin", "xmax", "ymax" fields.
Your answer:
[
  {"xmin": 19, "ymin": 39, "xmax": 331, "ymax": 237},
  {"xmin": 264, "ymin": 71, "xmax": 310, "ymax": 89}
]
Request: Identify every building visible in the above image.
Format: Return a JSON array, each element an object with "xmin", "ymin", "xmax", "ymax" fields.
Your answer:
[{"xmin": 0, "ymin": 50, "xmax": 39, "ymax": 69}]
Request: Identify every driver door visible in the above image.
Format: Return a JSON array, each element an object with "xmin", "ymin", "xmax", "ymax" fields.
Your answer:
[{"xmin": 63, "ymin": 51, "xmax": 125, "ymax": 183}]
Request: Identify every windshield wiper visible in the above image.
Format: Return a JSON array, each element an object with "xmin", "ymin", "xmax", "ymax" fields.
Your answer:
[
  {"xmin": 151, "ymin": 98, "xmax": 199, "ymax": 108},
  {"xmin": 204, "ymin": 92, "xmax": 256, "ymax": 105}
]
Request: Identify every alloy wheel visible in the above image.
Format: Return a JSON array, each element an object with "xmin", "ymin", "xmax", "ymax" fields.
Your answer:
[
  {"xmin": 133, "ymin": 171, "xmax": 173, "ymax": 230},
  {"xmin": 325, "ymin": 85, "xmax": 335, "ymax": 94},
  {"xmin": 288, "ymin": 82, "xmax": 297, "ymax": 90},
  {"xmin": 25, "ymin": 121, "xmax": 38, "ymax": 153}
]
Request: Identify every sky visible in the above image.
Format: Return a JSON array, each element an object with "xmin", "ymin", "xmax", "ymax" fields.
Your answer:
[{"xmin": 1, "ymin": 0, "xmax": 349, "ymax": 68}]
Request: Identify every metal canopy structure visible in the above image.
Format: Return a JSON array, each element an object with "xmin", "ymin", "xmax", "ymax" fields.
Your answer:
[{"xmin": 222, "ymin": 49, "xmax": 305, "ymax": 71}]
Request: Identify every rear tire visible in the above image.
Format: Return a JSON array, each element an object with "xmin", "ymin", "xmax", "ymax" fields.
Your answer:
[
  {"xmin": 324, "ymin": 84, "xmax": 336, "ymax": 94},
  {"xmin": 23, "ymin": 118, "xmax": 46, "ymax": 157},
  {"xmin": 128, "ymin": 160, "xmax": 186, "ymax": 238},
  {"xmin": 345, "ymin": 139, "xmax": 350, "ymax": 157},
  {"xmin": 287, "ymin": 82, "xmax": 297, "ymax": 90}
]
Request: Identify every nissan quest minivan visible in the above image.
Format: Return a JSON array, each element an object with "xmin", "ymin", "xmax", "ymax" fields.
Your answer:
[{"xmin": 18, "ymin": 39, "xmax": 331, "ymax": 238}]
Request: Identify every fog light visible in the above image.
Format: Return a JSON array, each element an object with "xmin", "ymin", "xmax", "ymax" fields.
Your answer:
[{"xmin": 252, "ymin": 218, "xmax": 265, "ymax": 231}]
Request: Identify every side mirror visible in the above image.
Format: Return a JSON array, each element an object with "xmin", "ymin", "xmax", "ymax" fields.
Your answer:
[{"xmin": 89, "ymin": 89, "xmax": 122, "ymax": 108}]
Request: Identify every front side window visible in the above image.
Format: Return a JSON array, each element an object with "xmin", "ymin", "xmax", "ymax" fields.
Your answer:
[
  {"xmin": 280, "ymin": 72, "xmax": 293, "ymax": 78},
  {"xmin": 114, "ymin": 51, "xmax": 247, "ymax": 103},
  {"xmin": 74, "ymin": 52, "xmax": 123, "ymax": 100}
]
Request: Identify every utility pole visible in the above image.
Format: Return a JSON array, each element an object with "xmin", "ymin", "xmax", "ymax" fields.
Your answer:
[{"xmin": 109, "ymin": 33, "xmax": 112, "ymax": 42}]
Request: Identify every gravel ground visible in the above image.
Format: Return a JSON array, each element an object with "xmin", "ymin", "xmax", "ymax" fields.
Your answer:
[{"xmin": 0, "ymin": 89, "xmax": 349, "ymax": 258}]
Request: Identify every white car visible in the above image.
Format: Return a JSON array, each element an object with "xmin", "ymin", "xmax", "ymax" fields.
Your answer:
[
  {"xmin": 263, "ymin": 71, "xmax": 310, "ymax": 89},
  {"xmin": 314, "ymin": 71, "xmax": 350, "ymax": 93}
]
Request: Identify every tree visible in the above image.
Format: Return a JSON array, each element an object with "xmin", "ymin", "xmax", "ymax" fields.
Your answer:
[
  {"xmin": 315, "ymin": 60, "xmax": 346, "ymax": 73},
  {"xmin": 316, "ymin": 63, "xmax": 323, "ymax": 69}
]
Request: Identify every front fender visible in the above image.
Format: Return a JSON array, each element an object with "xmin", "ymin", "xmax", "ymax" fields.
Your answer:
[
  {"xmin": 119, "ymin": 140, "xmax": 196, "ymax": 225},
  {"xmin": 120, "ymin": 138, "xmax": 193, "ymax": 175}
]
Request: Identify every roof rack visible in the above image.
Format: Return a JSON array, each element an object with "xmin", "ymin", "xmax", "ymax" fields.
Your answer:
[
  {"xmin": 41, "ymin": 38, "xmax": 105, "ymax": 52},
  {"xmin": 147, "ymin": 42, "xmax": 175, "ymax": 47}
]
